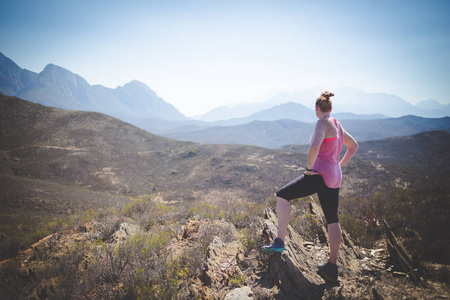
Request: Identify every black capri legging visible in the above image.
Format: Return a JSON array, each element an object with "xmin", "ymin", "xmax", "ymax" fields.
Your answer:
[{"xmin": 276, "ymin": 174, "xmax": 340, "ymax": 224}]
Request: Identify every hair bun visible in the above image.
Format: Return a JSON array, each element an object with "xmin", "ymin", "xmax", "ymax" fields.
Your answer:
[
  {"xmin": 315, "ymin": 91, "xmax": 334, "ymax": 112},
  {"xmin": 322, "ymin": 91, "xmax": 334, "ymax": 101}
]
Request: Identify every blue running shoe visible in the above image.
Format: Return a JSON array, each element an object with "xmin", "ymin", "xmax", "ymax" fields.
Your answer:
[{"xmin": 261, "ymin": 238, "xmax": 285, "ymax": 253}]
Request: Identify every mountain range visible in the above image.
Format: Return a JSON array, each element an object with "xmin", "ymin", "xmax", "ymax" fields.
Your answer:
[
  {"xmin": 160, "ymin": 115, "xmax": 450, "ymax": 149},
  {"xmin": 198, "ymin": 88, "xmax": 450, "ymax": 122},
  {"xmin": 1, "ymin": 52, "xmax": 450, "ymax": 149},
  {"xmin": 0, "ymin": 53, "xmax": 186, "ymax": 124}
]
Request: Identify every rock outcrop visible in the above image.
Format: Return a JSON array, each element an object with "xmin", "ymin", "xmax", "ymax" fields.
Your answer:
[{"xmin": 261, "ymin": 202, "xmax": 363, "ymax": 299}]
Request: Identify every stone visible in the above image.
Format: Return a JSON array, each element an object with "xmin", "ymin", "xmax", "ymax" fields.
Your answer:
[
  {"xmin": 111, "ymin": 222, "xmax": 141, "ymax": 243},
  {"xmin": 224, "ymin": 286, "xmax": 254, "ymax": 300}
]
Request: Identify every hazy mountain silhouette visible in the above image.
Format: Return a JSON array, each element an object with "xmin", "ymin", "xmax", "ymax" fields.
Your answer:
[
  {"xmin": 198, "ymin": 91, "xmax": 317, "ymax": 122},
  {"xmin": 0, "ymin": 52, "xmax": 186, "ymax": 124},
  {"xmin": 2, "ymin": 51, "xmax": 449, "ymax": 147},
  {"xmin": 332, "ymin": 87, "xmax": 450, "ymax": 118},
  {"xmin": 415, "ymin": 98, "xmax": 450, "ymax": 116},
  {"xmin": 162, "ymin": 115, "xmax": 450, "ymax": 149},
  {"xmin": 209, "ymin": 102, "xmax": 389, "ymax": 127},
  {"xmin": 137, "ymin": 104, "xmax": 388, "ymax": 137},
  {"xmin": 198, "ymin": 88, "xmax": 449, "ymax": 122},
  {"xmin": 198, "ymin": 102, "xmax": 316, "ymax": 127}
]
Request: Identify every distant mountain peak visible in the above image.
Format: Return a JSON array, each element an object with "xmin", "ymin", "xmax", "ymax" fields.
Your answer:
[
  {"xmin": 39, "ymin": 63, "xmax": 86, "ymax": 83},
  {"xmin": 415, "ymin": 98, "xmax": 447, "ymax": 111},
  {"xmin": 116, "ymin": 80, "xmax": 160, "ymax": 101},
  {"xmin": 42, "ymin": 63, "xmax": 78, "ymax": 76},
  {"xmin": 0, "ymin": 53, "xmax": 186, "ymax": 122},
  {"xmin": 124, "ymin": 80, "xmax": 147, "ymax": 87},
  {"xmin": 42, "ymin": 63, "xmax": 64, "ymax": 73}
]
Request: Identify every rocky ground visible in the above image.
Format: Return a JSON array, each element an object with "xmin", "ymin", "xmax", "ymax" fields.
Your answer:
[{"xmin": 1, "ymin": 198, "xmax": 448, "ymax": 299}]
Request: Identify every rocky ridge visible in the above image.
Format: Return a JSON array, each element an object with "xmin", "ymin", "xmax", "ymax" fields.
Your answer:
[{"xmin": 1, "ymin": 198, "xmax": 447, "ymax": 299}]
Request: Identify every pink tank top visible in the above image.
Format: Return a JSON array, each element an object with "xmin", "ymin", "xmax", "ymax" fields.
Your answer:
[{"xmin": 313, "ymin": 118, "xmax": 344, "ymax": 188}]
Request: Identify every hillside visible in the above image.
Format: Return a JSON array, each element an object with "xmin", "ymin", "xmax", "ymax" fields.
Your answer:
[
  {"xmin": 0, "ymin": 94, "xmax": 309, "ymax": 233},
  {"xmin": 356, "ymin": 130, "xmax": 450, "ymax": 168},
  {"xmin": 1, "ymin": 94, "xmax": 449, "ymax": 298},
  {"xmin": 286, "ymin": 130, "xmax": 450, "ymax": 169},
  {"xmin": 1, "ymin": 94, "xmax": 448, "ymax": 214}
]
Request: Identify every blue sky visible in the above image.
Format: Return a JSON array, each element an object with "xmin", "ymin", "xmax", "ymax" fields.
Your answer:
[{"xmin": 1, "ymin": 0, "xmax": 449, "ymax": 116}]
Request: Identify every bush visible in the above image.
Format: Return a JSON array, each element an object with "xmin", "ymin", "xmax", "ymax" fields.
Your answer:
[
  {"xmin": 0, "ymin": 258, "xmax": 22, "ymax": 300},
  {"xmin": 77, "ymin": 208, "xmax": 97, "ymax": 225},
  {"xmin": 49, "ymin": 226, "xmax": 187, "ymax": 299},
  {"xmin": 122, "ymin": 228, "xmax": 190, "ymax": 300},
  {"xmin": 436, "ymin": 265, "xmax": 450, "ymax": 284},
  {"xmin": 291, "ymin": 212, "xmax": 324, "ymax": 242},
  {"xmin": 221, "ymin": 201, "xmax": 265, "ymax": 229},
  {"xmin": 122, "ymin": 195, "xmax": 178, "ymax": 230},
  {"xmin": 240, "ymin": 225, "xmax": 263, "ymax": 254},
  {"xmin": 0, "ymin": 214, "xmax": 76, "ymax": 260},
  {"xmin": 265, "ymin": 195, "xmax": 277, "ymax": 211},
  {"xmin": 340, "ymin": 186, "xmax": 450, "ymax": 264},
  {"xmin": 131, "ymin": 255, "xmax": 189, "ymax": 300},
  {"xmin": 187, "ymin": 202, "xmax": 220, "ymax": 220}
]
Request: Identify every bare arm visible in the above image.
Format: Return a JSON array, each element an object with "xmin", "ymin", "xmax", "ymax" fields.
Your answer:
[
  {"xmin": 340, "ymin": 128, "xmax": 359, "ymax": 168},
  {"xmin": 306, "ymin": 120, "xmax": 326, "ymax": 174}
]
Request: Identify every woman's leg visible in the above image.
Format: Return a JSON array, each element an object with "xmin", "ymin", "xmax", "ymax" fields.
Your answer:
[
  {"xmin": 276, "ymin": 196, "xmax": 291, "ymax": 241},
  {"xmin": 327, "ymin": 222, "xmax": 341, "ymax": 264},
  {"xmin": 275, "ymin": 174, "xmax": 322, "ymax": 242},
  {"xmin": 317, "ymin": 187, "xmax": 341, "ymax": 264}
]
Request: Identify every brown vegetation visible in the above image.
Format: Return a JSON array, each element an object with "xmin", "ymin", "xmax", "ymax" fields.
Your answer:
[
  {"xmin": 1, "ymin": 195, "xmax": 448, "ymax": 299},
  {"xmin": 0, "ymin": 94, "xmax": 449, "ymax": 298}
]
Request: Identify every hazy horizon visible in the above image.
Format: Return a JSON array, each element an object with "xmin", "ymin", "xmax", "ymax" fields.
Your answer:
[{"xmin": 1, "ymin": 0, "xmax": 449, "ymax": 116}]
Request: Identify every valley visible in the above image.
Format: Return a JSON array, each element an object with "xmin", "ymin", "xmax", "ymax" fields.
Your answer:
[{"xmin": 2, "ymin": 94, "xmax": 447, "ymax": 219}]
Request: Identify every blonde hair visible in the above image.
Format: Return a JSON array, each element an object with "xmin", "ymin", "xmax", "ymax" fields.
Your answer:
[{"xmin": 315, "ymin": 91, "xmax": 334, "ymax": 112}]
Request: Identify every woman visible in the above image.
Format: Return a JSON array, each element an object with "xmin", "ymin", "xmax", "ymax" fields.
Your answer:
[{"xmin": 261, "ymin": 91, "xmax": 359, "ymax": 282}]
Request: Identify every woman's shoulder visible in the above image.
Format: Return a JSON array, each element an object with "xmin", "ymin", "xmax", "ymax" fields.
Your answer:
[
  {"xmin": 315, "ymin": 119, "xmax": 329, "ymax": 130},
  {"xmin": 332, "ymin": 118, "xmax": 345, "ymax": 134},
  {"xmin": 327, "ymin": 117, "xmax": 340, "ymax": 125},
  {"xmin": 316, "ymin": 118, "xmax": 329, "ymax": 125}
]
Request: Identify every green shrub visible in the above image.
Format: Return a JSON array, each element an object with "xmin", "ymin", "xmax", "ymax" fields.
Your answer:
[
  {"xmin": 122, "ymin": 197, "xmax": 152, "ymax": 218},
  {"xmin": 229, "ymin": 273, "xmax": 246, "ymax": 287},
  {"xmin": 222, "ymin": 201, "xmax": 265, "ymax": 229},
  {"xmin": 291, "ymin": 212, "xmax": 324, "ymax": 242},
  {"xmin": 78, "ymin": 208, "xmax": 97, "ymax": 225},
  {"xmin": 240, "ymin": 225, "xmax": 263, "ymax": 254},
  {"xmin": 187, "ymin": 202, "xmax": 219, "ymax": 220},
  {"xmin": 0, "ymin": 258, "xmax": 22, "ymax": 299},
  {"xmin": 265, "ymin": 195, "xmax": 277, "ymax": 211},
  {"xmin": 128, "ymin": 229, "xmax": 174, "ymax": 259},
  {"xmin": 122, "ymin": 228, "xmax": 189, "ymax": 300},
  {"xmin": 0, "ymin": 215, "xmax": 76, "ymax": 260},
  {"xmin": 122, "ymin": 196, "xmax": 178, "ymax": 229},
  {"xmin": 132, "ymin": 256, "xmax": 189, "ymax": 300},
  {"xmin": 340, "ymin": 186, "xmax": 450, "ymax": 264}
]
